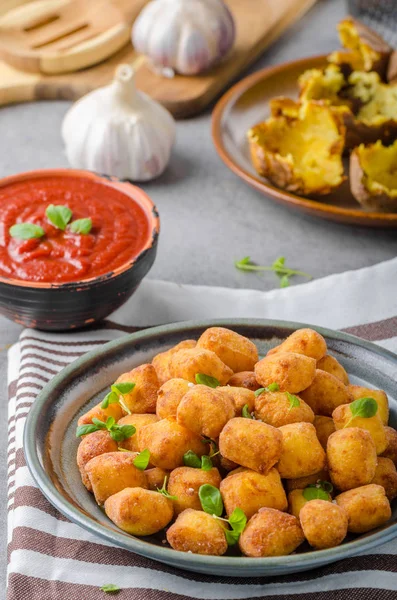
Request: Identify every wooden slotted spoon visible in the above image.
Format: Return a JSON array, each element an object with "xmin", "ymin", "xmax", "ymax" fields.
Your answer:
[{"xmin": 0, "ymin": 0, "xmax": 148, "ymax": 74}]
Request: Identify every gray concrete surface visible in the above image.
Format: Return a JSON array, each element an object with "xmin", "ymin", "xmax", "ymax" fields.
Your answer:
[{"xmin": 1, "ymin": 0, "xmax": 397, "ymax": 596}]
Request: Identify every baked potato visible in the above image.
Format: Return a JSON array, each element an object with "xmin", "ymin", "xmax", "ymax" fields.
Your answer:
[
  {"xmin": 277, "ymin": 422, "xmax": 326, "ymax": 479},
  {"xmin": 247, "ymin": 99, "xmax": 346, "ymax": 196},
  {"xmin": 105, "ymin": 487, "xmax": 173, "ymax": 535},
  {"xmin": 254, "ymin": 351, "xmax": 316, "ymax": 394},
  {"xmin": 227, "ymin": 371, "xmax": 261, "ymax": 391},
  {"xmin": 299, "ymin": 369, "xmax": 353, "ymax": 416},
  {"xmin": 299, "ymin": 500, "xmax": 348, "ymax": 549},
  {"xmin": 267, "ymin": 328, "xmax": 327, "ymax": 361},
  {"xmin": 371, "ymin": 457, "xmax": 397, "ymax": 501},
  {"xmin": 152, "ymin": 340, "xmax": 196, "ymax": 385},
  {"xmin": 76, "ymin": 430, "xmax": 118, "ymax": 491},
  {"xmin": 254, "ymin": 389, "xmax": 314, "ymax": 428},
  {"xmin": 327, "ymin": 427, "xmax": 377, "ymax": 491},
  {"xmin": 168, "ymin": 466, "xmax": 222, "ymax": 515},
  {"xmin": 177, "ymin": 384, "xmax": 235, "ymax": 438},
  {"xmin": 329, "ymin": 17, "xmax": 392, "ymax": 79},
  {"xmin": 166, "ymin": 509, "xmax": 227, "ymax": 555},
  {"xmin": 316, "ymin": 355, "xmax": 349, "ymax": 385},
  {"xmin": 196, "ymin": 327, "xmax": 258, "ymax": 372},
  {"xmin": 350, "ymin": 140, "xmax": 397, "ymax": 212},
  {"xmin": 85, "ymin": 452, "xmax": 147, "ymax": 504},
  {"xmin": 382, "ymin": 426, "xmax": 397, "ymax": 466}
]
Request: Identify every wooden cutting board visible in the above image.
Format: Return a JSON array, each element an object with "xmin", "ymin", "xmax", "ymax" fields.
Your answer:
[{"xmin": 0, "ymin": 0, "xmax": 317, "ymax": 118}]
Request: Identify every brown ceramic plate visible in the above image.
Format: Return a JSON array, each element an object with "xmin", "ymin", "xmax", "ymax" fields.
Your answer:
[{"xmin": 212, "ymin": 55, "xmax": 397, "ymax": 228}]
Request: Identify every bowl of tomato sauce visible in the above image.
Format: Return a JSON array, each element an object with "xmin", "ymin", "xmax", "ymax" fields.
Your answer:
[{"xmin": 0, "ymin": 169, "xmax": 160, "ymax": 331}]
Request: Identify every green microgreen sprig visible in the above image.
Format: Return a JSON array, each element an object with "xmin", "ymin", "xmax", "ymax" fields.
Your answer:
[
  {"xmin": 157, "ymin": 476, "xmax": 177, "ymax": 500},
  {"xmin": 101, "ymin": 382, "xmax": 135, "ymax": 415},
  {"xmin": 286, "ymin": 391, "xmax": 300, "ymax": 412},
  {"xmin": 235, "ymin": 256, "xmax": 312, "ymax": 288},
  {"xmin": 198, "ymin": 484, "xmax": 247, "ymax": 545},
  {"xmin": 344, "ymin": 397, "xmax": 378, "ymax": 428},
  {"xmin": 195, "ymin": 373, "xmax": 220, "ymax": 388},
  {"xmin": 254, "ymin": 382, "xmax": 280, "ymax": 397},
  {"xmin": 303, "ymin": 480, "xmax": 333, "ymax": 501},
  {"xmin": 76, "ymin": 416, "xmax": 135, "ymax": 442}
]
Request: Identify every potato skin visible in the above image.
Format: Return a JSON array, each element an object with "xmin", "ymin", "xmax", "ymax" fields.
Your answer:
[
  {"xmin": 166, "ymin": 509, "xmax": 227, "ymax": 555},
  {"xmin": 268, "ymin": 328, "xmax": 327, "ymax": 361},
  {"xmin": 285, "ymin": 469, "xmax": 330, "ymax": 493},
  {"xmin": 219, "ymin": 417, "xmax": 282, "ymax": 475},
  {"xmin": 168, "ymin": 466, "xmax": 222, "ymax": 515},
  {"xmin": 77, "ymin": 430, "xmax": 118, "ymax": 490},
  {"xmin": 85, "ymin": 452, "xmax": 148, "ymax": 504},
  {"xmin": 327, "ymin": 428, "xmax": 377, "ymax": 491},
  {"xmin": 152, "ymin": 340, "xmax": 196, "ymax": 385},
  {"xmin": 170, "ymin": 347, "xmax": 233, "ymax": 385},
  {"xmin": 78, "ymin": 401, "xmax": 124, "ymax": 428},
  {"xmin": 381, "ymin": 426, "xmax": 397, "ymax": 466},
  {"xmin": 350, "ymin": 147, "xmax": 397, "ymax": 212},
  {"xmin": 317, "ymin": 355, "xmax": 349, "ymax": 385},
  {"xmin": 239, "ymin": 508, "xmax": 304, "ymax": 557},
  {"xmin": 348, "ymin": 385, "xmax": 389, "ymax": 425},
  {"xmin": 197, "ymin": 327, "xmax": 258, "ymax": 372},
  {"xmin": 332, "ymin": 403, "xmax": 387, "ymax": 455},
  {"xmin": 313, "ymin": 415, "xmax": 336, "ymax": 450},
  {"xmin": 299, "ymin": 500, "xmax": 348, "ymax": 549},
  {"xmin": 138, "ymin": 417, "xmax": 204, "ymax": 470},
  {"xmin": 300, "ymin": 369, "xmax": 353, "ymax": 416},
  {"xmin": 217, "ymin": 386, "xmax": 255, "ymax": 416},
  {"xmin": 335, "ymin": 484, "xmax": 391, "ymax": 534},
  {"xmin": 146, "ymin": 467, "xmax": 170, "ymax": 491},
  {"xmin": 278, "ymin": 423, "xmax": 326, "ymax": 479},
  {"xmin": 105, "ymin": 487, "xmax": 173, "ymax": 535},
  {"xmin": 371, "ymin": 457, "xmax": 397, "ymax": 501},
  {"xmin": 118, "ymin": 413, "xmax": 159, "ymax": 453},
  {"xmin": 227, "ymin": 371, "xmax": 261, "ymax": 391},
  {"xmin": 115, "ymin": 364, "xmax": 159, "ymax": 414},
  {"xmin": 177, "ymin": 385, "xmax": 235, "ymax": 438},
  {"xmin": 255, "ymin": 390, "xmax": 314, "ymax": 427},
  {"xmin": 255, "ymin": 352, "xmax": 316, "ymax": 393},
  {"xmin": 156, "ymin": 378, "xmax": 192, "ymax": 420},
  {"xmin": 220, "ymin": 467, "xmax": 287, "ymax": 519}
]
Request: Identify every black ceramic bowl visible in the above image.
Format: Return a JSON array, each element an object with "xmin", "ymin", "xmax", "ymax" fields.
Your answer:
[{"xmin": 0, "ymin": 169, "xmax": 160, "ymax": 331}]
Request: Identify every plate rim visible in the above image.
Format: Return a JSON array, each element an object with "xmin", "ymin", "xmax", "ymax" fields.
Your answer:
[
  {"xmin": 211, "ymin": 55, "xmax": 397, "ymax": 227},
  {"xmin": 24, "ymin": 317, "xmax": 397, "ymax": 574}
]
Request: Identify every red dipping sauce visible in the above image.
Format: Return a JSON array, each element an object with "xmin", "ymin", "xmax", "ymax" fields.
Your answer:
[{"xmin": 0, "ymin": 175, "xmax": 151, "ymax": 283}]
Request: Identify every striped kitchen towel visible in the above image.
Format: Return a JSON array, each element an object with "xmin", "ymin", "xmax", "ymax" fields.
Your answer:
[{"xmin": 7, "ymin": 257, "xmax": 397, "ymax": 599}]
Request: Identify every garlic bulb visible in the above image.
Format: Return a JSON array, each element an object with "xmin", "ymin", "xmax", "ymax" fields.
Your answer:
[
  {"xmin": 132, "ymin": 0, "xmax": 236, "ymax": 76},
  {"xmin": 61, "ymin": 64, "xmax": 175, "ymax": 181}
]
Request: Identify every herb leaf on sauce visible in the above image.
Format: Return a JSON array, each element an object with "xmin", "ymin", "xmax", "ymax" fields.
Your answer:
[
  {"xmin": 70, "ymin": 218, "xmax": 92, "ymax": 235},
  {"xmin": 9, "ymin": 223, "xmax": 45, "ymax": 240},
  {"xmin": 46, "ymin": 204, "xmax": 72, "ymax": 231}
]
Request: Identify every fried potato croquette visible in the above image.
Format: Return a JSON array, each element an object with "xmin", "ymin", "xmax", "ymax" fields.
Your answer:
[
  {"xmin": 217, "ymin": 386, "xmax": 256, "ymax": 416},
  {"xmin": 327, "ymin": 428, "xmax": 377, "ymax": 491},
  {"xmin": 219, "ymin": 417, "xmax": 282, "ymax": 474},
  {"xmin": 152, "ymin": 340, "xmax": 197, "ymax": 385},
  {"xmin": 85, "ymin": 452, "xmax": 148, "ymax": 504},
  {"xmin": 300, "ymin": 369, "xmax": 353, "ymax": 416},
  {"xmin": 227, "ymin": 371, "xmax": 261, "ymax": 391},
  {"xmin": 220, "ymin": 455, "xmax": 239, "ymax": 472},
  {"xmin": 166, "ymin": 509, "xmax": 228, "ymax": 555},
  {"xmin": 285, "ymin": 469, "xmax": 329, "ymax": 493},
  {"xmin": 348, "ymin": 385, "xmax": 389, "ymax": 425},
  {"xmin": 118, "ymin": 413, "xmax": 159, "ymax": 453},
  {"xmin": 332, "ymin": 403, "xmax": 387, "ymax": 454},
  {"xmin": 336, "ymin": 484, "xmax": 391, "ymax": 534},
  {"xmin": 78, "ymin": 401, "xmax": 124, "ymax": 428},
  {"xmin": 254, "ymin": 390, "xmax": 314, "ymax": 427},
  {"xmin": 138, "ymin": 417, "xmax": 205, "ymax": 470},
  {"xmin": 177, "ymin": 385, "xmax": 235, "ymax": 438},
  {"xmin": 146, "ymin": 467, "xmax": 170, "ymax": 491},
  {"xmin": 371, "ymin": 457, "xmax": 397, "ymax": 501},
  {"xmin": 115, "ymin": 364, "xmax": 159, "ymax": 414},
  {"xmin": 168, "ymin": 466, "xmax": 222, "ymax": 515},
  {"xmin": 313, "ymin": 415, "xmax": 336, "ymax": 450},
  {"xmin": 197, "ymin": 327, "xmax": 259, "ymax": 372},
  {"xmin": 239, "ymin": 508, "xmax": 304, "ymax": 557},
  {"xmin": 105, "ymin": 487, "xmax": 173, "ymax": 535},
  {"xmin": 382, "ymin": 426, "xmax": 397, "ymax": 466},
  {"xmin": 170, "ymin": 347, "xmax": 233, "ymax": 385},
  {"xmin": 299, "ymin": 500, "xmax": 348, "ymax": 549},
  {"xmin": 220, "ymin": 467, "xmax": 287, "ymax": 519},
  {"xmin": 278, "ymin": 423, "xmax": 326, "ymax": 479},
  {"xmin": 77, "ymin": 430, "xmax": 118, "ymax": 490},
  {"xmin": 156, "ymin": 378, "xmax": 192, "ymax": 420},
  {"xmin": 255, "ymin": 352, "xmax": 316, "ymax": 393},
  {"xmin": 317, "ymin": 355, "xmax": 349, "ymax": 385},
  {"xmin": 268, "ymin": 328, "xmax": 327, "ymax": 361}
]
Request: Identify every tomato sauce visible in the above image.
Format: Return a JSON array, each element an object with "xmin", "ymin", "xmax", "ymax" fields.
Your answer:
[{"xmin": 0, "ymin": 176, "xmax": 150, "ymax": 283}]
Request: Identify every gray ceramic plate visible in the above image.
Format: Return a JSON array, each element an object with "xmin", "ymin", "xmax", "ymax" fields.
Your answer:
[{"xmin": 24, "ymin": 319, "xmax": 397, "ymax": 577}]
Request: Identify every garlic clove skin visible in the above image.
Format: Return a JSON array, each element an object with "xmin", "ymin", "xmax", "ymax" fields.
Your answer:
[
  {"xmin": 132, "ymin": 0, "xmax": 236, "ymax": 77},
  {"xmin": 61, "ymin": 64, "xmax": 175, "ymax": 182}
]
